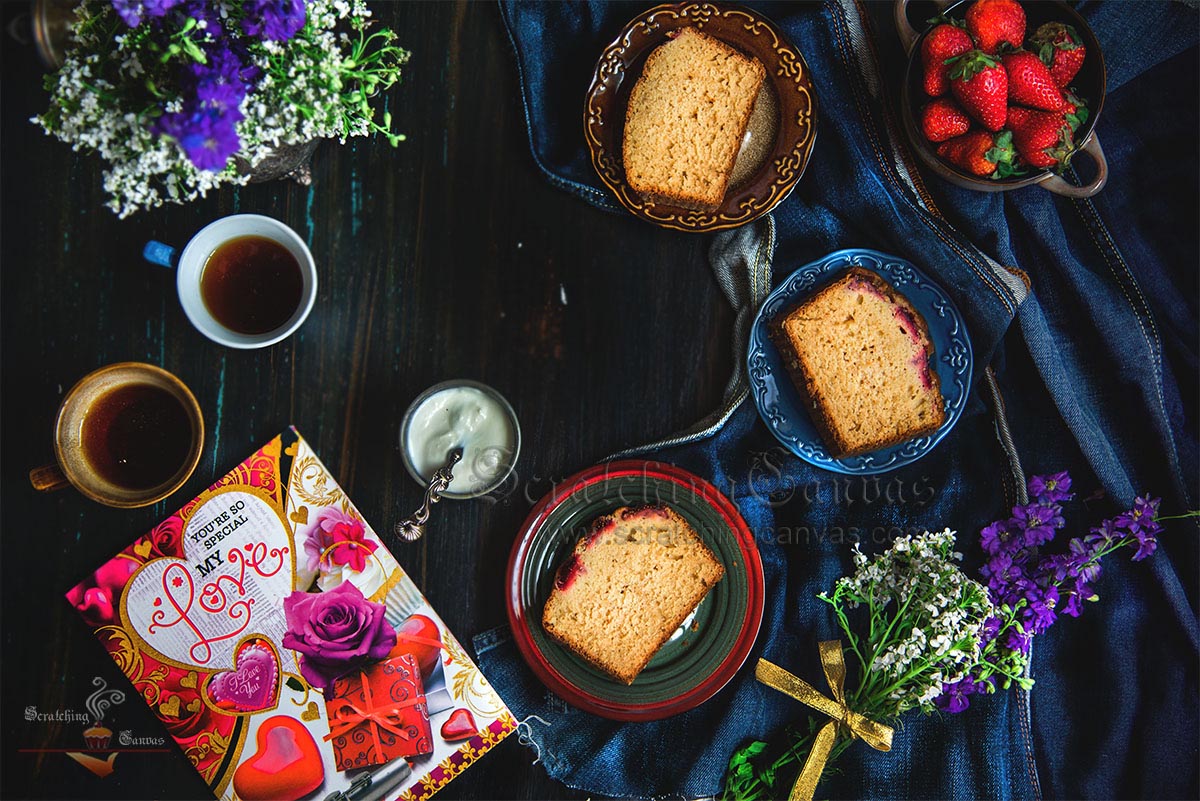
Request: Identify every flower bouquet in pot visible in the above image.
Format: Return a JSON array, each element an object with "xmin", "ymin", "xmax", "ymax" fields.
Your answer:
[
  {"xmin": 35, "ymin": 0, "xmax": 409, "ymax": 216},
  {"xmin": 722, "ymin": 473, "xmax": 1187, "ymax": 801}
]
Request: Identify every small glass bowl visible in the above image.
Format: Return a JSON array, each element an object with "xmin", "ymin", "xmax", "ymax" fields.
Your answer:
[{"xmin": 399, "ymin": 379, "xmax": 521, "ymax": 500}]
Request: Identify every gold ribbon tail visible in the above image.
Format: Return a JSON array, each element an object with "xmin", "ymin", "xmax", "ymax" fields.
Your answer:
[
  {"xmin": 755, "ymin": 641, "xmax": 894, "ymax": 801},
  {"xmin": 789, "ymin": 720, "xmax": 837, "ymax": 801}
]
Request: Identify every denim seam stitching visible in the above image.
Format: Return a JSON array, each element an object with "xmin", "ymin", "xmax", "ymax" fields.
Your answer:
[
  {"xmin": 827, "ymin": 0, "xmax": 1016, "ymax": 315},
  {"xmin": 1071, "ymin": 195, "xmax": 1189, "ymax": 507},
  {"xmin": 498, "ymin": 2, "xmax": 623, "ymax": 213}
]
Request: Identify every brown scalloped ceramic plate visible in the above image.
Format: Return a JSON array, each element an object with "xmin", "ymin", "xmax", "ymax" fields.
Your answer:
[{"xmin": 584, "ymin": 2, "xmax": 818, "ymax": 233}]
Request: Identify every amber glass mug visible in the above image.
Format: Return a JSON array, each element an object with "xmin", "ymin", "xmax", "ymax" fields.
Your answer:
[{"xmin": 30, "ymin": 362, "xmax": 204, "ymax": 508}]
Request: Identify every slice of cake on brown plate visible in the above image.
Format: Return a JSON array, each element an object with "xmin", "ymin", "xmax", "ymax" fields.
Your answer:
[
  {"xmin": 622, "ymin": 27, "xmax": 766, "ymax": 212},
  {"xmin": 541, "ymin": 505, "xmax": 724, "ymax": 685},
  {"xmin": 771, "ymin": 267, "xmax": 946, "ymax": 458}
]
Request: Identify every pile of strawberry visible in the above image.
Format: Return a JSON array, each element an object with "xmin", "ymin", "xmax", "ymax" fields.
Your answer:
[{"xmin": 917, "ymin": 0, "xmax": 1090, "ymax": 178}]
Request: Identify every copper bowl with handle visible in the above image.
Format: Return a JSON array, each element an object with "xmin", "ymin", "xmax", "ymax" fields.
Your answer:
[{"xmin": 895, "ymin": 0, "xmax": 1107, "ymax": 197}]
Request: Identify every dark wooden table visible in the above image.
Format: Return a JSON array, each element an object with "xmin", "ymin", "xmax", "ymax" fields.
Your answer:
[{"xmin": 0, "ymin": 2, "xmax": 732, "ymax": 798}]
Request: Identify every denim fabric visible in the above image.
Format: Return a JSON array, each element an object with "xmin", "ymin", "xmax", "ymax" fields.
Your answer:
[{"xmin": 479, "ymin": 2, "xmax": 1199, "ymax": 798}]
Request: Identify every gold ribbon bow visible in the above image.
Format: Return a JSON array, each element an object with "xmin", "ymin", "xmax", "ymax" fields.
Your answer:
[
  {"xmin": 756, "ymin": 641, "xmax": 894, "ymax": 801},
  {"xmin": 323, "ymin": 669, "xmax": 423, "ymax": 756}
]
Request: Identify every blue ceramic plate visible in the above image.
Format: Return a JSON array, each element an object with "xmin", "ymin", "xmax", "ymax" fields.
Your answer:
[{"xmin": 747, "ymin": 249, "xmax": 973, "ymax": 474}]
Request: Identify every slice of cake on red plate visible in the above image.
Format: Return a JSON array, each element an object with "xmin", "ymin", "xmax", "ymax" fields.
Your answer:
[
  {"xmin": 541, "ymin": 505, "xmax": 724, "ymax": 685},
  {"xmin": 771, "ymin": 267, "xmax": 946, "ymax": 458}
]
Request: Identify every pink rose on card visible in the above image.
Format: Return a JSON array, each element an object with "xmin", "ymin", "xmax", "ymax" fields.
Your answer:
[
  {"xmin": 282, "ymin": 582, "xmax": 396, "ymax": 692},
  {"xmin": 303, "ymin": 508, "xmax": 379, "ymax": 574}
]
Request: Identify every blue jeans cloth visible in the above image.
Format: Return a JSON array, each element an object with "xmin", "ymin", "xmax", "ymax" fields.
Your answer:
[{"xmin": 476, "ymin": 2, "xmax": 1199, "ymax": 798}]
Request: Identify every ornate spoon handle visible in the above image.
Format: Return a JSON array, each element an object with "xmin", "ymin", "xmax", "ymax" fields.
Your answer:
[{"xmin": 394, "ymin": 447, "xmax": 462, "ymax": 542}]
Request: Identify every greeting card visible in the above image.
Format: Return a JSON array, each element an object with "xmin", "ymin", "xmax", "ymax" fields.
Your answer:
[{"xmin": 66, "ymin": 428, "xmax": 515, "ymax": 801}]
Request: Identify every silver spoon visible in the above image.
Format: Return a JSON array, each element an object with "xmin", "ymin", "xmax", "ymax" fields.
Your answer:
[{"xmin": 393, "ymin": 447, "xmax": 462, "ymax": 542}]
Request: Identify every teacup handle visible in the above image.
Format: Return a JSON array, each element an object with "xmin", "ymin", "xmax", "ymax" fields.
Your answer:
[
  {"xmin": 143, "ymin": 240, "xmax": 178, "ymax": 268},
  {"xmin": 1036, "ymin": 135, "xmax": 1109, "ymax": 198},
  {"xmin": 30, "ymin": 463, "xmax": 70, "ymax": 493}
]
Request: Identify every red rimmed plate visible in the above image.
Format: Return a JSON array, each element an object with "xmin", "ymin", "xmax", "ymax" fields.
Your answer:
[
  {"xmin": 584, "ymin": 2, "xmax": 819, "ymax": 232},
  {"xmin": 506, "ymin": 460, "xmax": 764, "ymax": 721}
]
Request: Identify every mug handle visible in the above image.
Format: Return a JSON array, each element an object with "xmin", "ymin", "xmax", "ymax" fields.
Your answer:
[
  {"xmin": 1037, "ymin": 134, "xmax": 1108, "ymax": 198},
  {"xmin": 894, "ymin": 0, "xmax": 951, "ymax": 57},
  {"xmin": 30, "ymin": 463, "xmax": 70, "ymax": 493},
  {"xmin": 143, "ymin": 240, "xmax": 178, "ymax": 268}
]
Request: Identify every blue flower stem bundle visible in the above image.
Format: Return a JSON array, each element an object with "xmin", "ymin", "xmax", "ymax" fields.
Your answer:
[{"xmin": 721, "ymin": 473, "xmax": 1187, "ymax": 801}]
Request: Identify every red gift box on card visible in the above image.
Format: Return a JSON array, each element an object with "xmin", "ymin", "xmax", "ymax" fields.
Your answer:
[{"xmin": 324, "ymin": 653, "xmax": 433, "ymax": 771}]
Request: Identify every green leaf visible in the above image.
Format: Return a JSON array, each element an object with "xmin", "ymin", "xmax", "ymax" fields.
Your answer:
[
  {"xmin": 925, "ymin": 14, "xmax": 964, "ymax": 28},
  {"xmin": 285, "ymin": 676, "xmax": 304, "ymax": 692},
  {"xmin": 947, "ymin": 51, "xmax": 997, "ymax": 81}
]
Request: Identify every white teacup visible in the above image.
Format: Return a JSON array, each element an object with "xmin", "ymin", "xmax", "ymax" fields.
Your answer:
[{"xmin": 144, "ymin": 214, "xmax": 317, "ymax": 349}]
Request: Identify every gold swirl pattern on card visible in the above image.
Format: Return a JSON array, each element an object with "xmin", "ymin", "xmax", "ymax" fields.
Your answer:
[
  {"xmin": 443, "ymin": 635, "xmax": 507, "ymax": 719},
  {"xmin": 290, "ymin": 454, "xmax": 346, "ymax": 508},
  {"xmin": 96, "ymin": 624, "xmax": 144, "ymax": 677}
]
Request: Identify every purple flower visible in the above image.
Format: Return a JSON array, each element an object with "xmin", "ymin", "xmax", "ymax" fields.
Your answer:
[
  {"xmin": 980, "ymin": 615, "xmax": 1002, "ymax": 644},
  {"xmin": 1023, "ymin": 583, "xmax": 1059, "ymax": 634},
  {"xmin": 1013, "ymin": 503, "xmax": 1063, "ymax": 547},
  {"xmin": 181, "ymin": 0, "xmax": 224, "ymax": 31},
  {"xmin": 980, "ymin": 551, "xmax": 1011, "ymax": 594},
  {"xmin": 191, "ymin": 47, "xmax": 250, "ymax": 116},
  {"xmin": 980, "ymin": 520, "xmax": 1019, "ymax": 556},
  {"xmin": 155, "ymin": 107, "xmax": 240, "ymax": 170},
  {"xmin": 111, "ymin": 0, "xmax": 144, "ymax": 26},
  {"xmin": 282, "ymin": 583, "xmax": 397, "ymax": 692},
  {"xmin": 1130, "ymin": 529, "xmax": 1158, "ymax": 561},
  {"xmin": 1058, "ymin": 575, "xmax": 1096, "ymax": 618},
  {"xmin": 1004, "ymin": 628, "xmax": 1032, "ymax": 657},
  {"xmin": 1028, "ymin": 472, "xmax": 1073, "ymax": 504},
  {"xmin": 242, "ymin": 0, "xmax": 306, "ymax": 41},
  {"xmin": 1059, "ymin": 590, "xmax": 1085, "ymax": 618},
  {"xmin": 110, "ymin": 0, "xmax": 181, "ymax": 26},
  {"xmin": 143, "ymin": 0, "xmax": 182, "ymax": 17},
  {"xmin": 1065, "ymin": 537, "xmax": 1102, "ymax": 582},
  {"xmin": 935, "ymin": 676, "xmax": 982, "ymax": 713},
  {"xmin": 1111, "ymin": 495, "xmax": 1163, "ymax": 561},
  {"xmin": 1085, "ymin": 518, "xmax": 1120, "ymax": 547}
]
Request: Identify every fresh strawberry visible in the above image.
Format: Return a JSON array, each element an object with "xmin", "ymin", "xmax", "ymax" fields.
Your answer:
[
  {"xmin": 921, "ymin": 22, "xmax": 973, "ymax": 96},
  {"xmin": 920, "ymin": 98, "xmax": 971, "ymax": 142},
  {"xmin": 1002, "ymin": 51, "xmax": 1065, "ymax": 111},
  {"xmin": 936, "ymin": 130, "xmax": 1014, "ymax": 176},
  {"xmin": 1008, "ymin": 108, "xmax": 1075, "ymax": 168},
  {"xmin": 1031, "ymin": 22, "xmax": 1086, "ymax": 87},
  {"xmin": 964, "ymin": 0, "xmax": 1025, "ymax": 54},
  {"xmin": 948, "ymin": 50, "xmax": 1008, "ymax": 131}
]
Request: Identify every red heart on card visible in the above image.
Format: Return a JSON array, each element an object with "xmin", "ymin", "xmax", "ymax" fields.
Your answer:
[
  {"xmin": 389, "ymin": 614, "xmax": 442, "ymax": 679},
  {"xmin": 440, "ymin": 708, "xmax": 478, "ymax": 742},
  {"xmin": 232, "ymin": 716, "xmax": 324, "ymax": 801}
]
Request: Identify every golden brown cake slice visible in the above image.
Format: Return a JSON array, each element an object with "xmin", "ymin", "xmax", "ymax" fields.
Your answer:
[
  {"xmin": 622, "ymin": 28, "xmax": 766, "ymax": 212},
  {"xmin": 541, "ymin": 505, "xmax": 724, "ymax": 684},
  {"xmin": 771, "ymin": 267, "xmax": 946, "ymax": 457}
]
